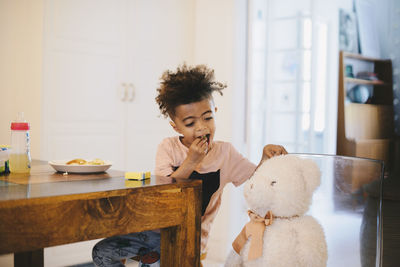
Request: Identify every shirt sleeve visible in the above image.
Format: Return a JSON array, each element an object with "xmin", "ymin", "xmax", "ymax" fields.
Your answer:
[
  {"xmin": 226, "ymin": 143, "xmax": 257, "ymax": 187},
  {"xmin": 154, "ymin": 139, "xmax": 175, "ymax": 177}
]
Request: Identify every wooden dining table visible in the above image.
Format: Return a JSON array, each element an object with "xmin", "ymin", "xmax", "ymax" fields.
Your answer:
[{"xmin": 0, "ymin": 160, "xmax": 202, "ymax": 267}]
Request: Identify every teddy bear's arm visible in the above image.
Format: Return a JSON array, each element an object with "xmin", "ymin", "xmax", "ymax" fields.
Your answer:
[{"xmin": 224, "ymin": 249, "xmax": 243, "ymax": 267}]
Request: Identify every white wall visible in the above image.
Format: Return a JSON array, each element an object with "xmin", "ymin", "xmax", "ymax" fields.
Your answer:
[{"xmin": 0, "ymin": 0, "xmax": 43, "ymax": 159}]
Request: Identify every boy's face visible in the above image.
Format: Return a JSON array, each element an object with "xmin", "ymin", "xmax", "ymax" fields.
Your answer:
[{"xmin": 170, "ymin": 98, "xmax": 217, "ymax": 148}]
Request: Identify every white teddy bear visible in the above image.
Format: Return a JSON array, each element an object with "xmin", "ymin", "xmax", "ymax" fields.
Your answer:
[{"xmin": 224, "ymin": 154, "xmax": 327, "ymax": 267}]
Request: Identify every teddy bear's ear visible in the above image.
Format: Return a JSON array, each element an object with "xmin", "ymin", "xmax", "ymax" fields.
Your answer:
[{"xmin": 299, "ymin": 158, "xmax": 321, "ymax": 193}]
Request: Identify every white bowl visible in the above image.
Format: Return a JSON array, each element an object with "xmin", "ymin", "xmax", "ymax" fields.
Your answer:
[{"xmin": 48, "ymin": 160, "xmax": 112, "ymax": 173}]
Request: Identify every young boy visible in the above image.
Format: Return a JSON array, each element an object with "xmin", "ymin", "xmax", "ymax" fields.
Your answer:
[{"xmin": 92, "ymin": 64, "xmax": 287, "ymax": 266}]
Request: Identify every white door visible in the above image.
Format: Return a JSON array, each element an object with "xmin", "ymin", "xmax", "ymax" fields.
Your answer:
[
  {"xmin": 42, "ymin": 0, "xmax": 196, "ymax": 172},
  {"xmin": 42, "ymin": 0, "xmax": 127, "ymax": 170},
  {"xmin": 124, "ymin": 0, "xmax": 195, "ymax": 172}
]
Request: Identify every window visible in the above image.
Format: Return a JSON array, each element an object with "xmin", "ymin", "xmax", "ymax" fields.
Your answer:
[{"xmin": 246, "ymin": 0, "xmax": 329, "ymax": 161}]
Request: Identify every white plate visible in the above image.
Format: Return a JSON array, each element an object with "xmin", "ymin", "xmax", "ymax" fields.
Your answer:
[{"xmin": 48, "ymin": 160, "xmax": 112, "ymax": 173}]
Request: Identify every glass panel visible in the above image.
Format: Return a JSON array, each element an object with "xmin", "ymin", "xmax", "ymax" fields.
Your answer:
[
  {"xmin": 252, "ymin": 11, "xmax": 267, "ymax": 50},
  {"xmin": 302, "ymin": 18, "xmax": 312, "ymax": 49},
  {"xmin": 296, "ymin": 141, "xmax": 309, "ymax": 153},
  {"xmin": 250, "ymin": 82, "xmax": 266, "ymax": 118},
  {"xmin": 248, "ymin": 0, "xmax": 330, "ymax": 161},
  {"xmin": 314, "ymin": 22, "xmax": 328, "ymax": 132},
  {"xmin": 270, "ymin": 51, "xmax": 299, "ymax": 81},
  {"xmin": 270, "ymin": 0, "xmax": 311, "ymax": 18},
  {"xmin": 299, "ymin": 112, "xmax": 311, "ymax": 152},
  {"xmin": 294, "ymin": 154, "xmax": 383, "ymax": 267},
  {"xmin": 302, "ymin": 49, "xmax": 312, "ymax": 81},
  {"xmin": 280, "ymin": 143, "xmax": 296, "ymax": 152},
  {"xmin": 302, "ymin": 82, "xmax": 311, "ymax": 112},
  {"xmin": 271, "ymin": 113, "xmax": 296, "ymax": 142},
  {"xmin": 270, "ymin": 19, "xmax": 298, "ymax": 50},
  {"xmin": 250, "ymin": 51, "xmax": 266, "ymax": 82},
  {"xmin": 248, "ymin": 82, "xmax": 266, "ymax": 162},
  {"xmin": 272, "ymin": 82, "xmax": 297, "ymax": 112},
  {"xmin": 301, "ymin": 112, "xmax": 310, "ymax": 131}
]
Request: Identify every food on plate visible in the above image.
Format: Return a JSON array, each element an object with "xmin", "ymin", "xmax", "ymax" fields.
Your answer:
[
  {"xmin": 66, "ymin": 158, "xmax": 105, "ymax": 165},
  {"xmin": 66, "ymin": 159, "xmax": 87, "ymax": 165},
  {"xmin": 87, "ymin": 159, "xmax": 105, "ymax": 165}
]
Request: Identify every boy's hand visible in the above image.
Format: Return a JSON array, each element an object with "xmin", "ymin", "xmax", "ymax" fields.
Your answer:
[
  {"xmin": 262, "ymin": 144, "xmax": 287, "ymax": 161},
  {"xmin": 171, "ymin": 136, "xmax": 209, "ymax": 179},
  {"xmin": 187, "ymin": 136, "xmax": 209, "ymax": 165}
]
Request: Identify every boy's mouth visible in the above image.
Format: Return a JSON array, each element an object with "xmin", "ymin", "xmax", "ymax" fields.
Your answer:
[{"xmin": 200, "ymin": 134, "xmax": 211, "ymax": 144}]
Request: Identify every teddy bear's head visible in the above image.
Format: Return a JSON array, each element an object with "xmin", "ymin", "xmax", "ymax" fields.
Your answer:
[{"xmin": 244, "ymin": 155, "xmax": 321, "ymax": 218}]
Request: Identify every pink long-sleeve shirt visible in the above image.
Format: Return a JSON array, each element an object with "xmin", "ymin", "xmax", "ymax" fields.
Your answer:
[{"xmin": 155, "ymin": 136, "xmax": 256, "ymax": 252}]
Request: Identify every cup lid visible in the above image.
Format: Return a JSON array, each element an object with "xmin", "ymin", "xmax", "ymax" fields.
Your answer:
[{"xmin": 11, "ymin": 122, "xmax": 30, "ymax": 130}]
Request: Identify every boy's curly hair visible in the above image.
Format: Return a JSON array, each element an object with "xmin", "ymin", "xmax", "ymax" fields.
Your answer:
[{"xmin": 155, "ymin": 64, "xmax": 226, "ymax": 118}]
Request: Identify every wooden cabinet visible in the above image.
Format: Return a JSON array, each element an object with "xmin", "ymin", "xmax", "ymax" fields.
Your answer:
[{"xmin": 337, "ymin": 51, "xmax": 394, "ymax": 169}]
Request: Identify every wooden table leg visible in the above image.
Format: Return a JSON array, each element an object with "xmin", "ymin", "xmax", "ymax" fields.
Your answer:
[
  {"xmin": 160, "ymin": 187, "xmax": 201, "ymax": 267},
  {"xmin": 161, "ymin": 226, "xmax": 179, "ymax": 266},
  {"xmin": 14, "ymin": 249, "xmax": 44, "ymax": 267}
]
